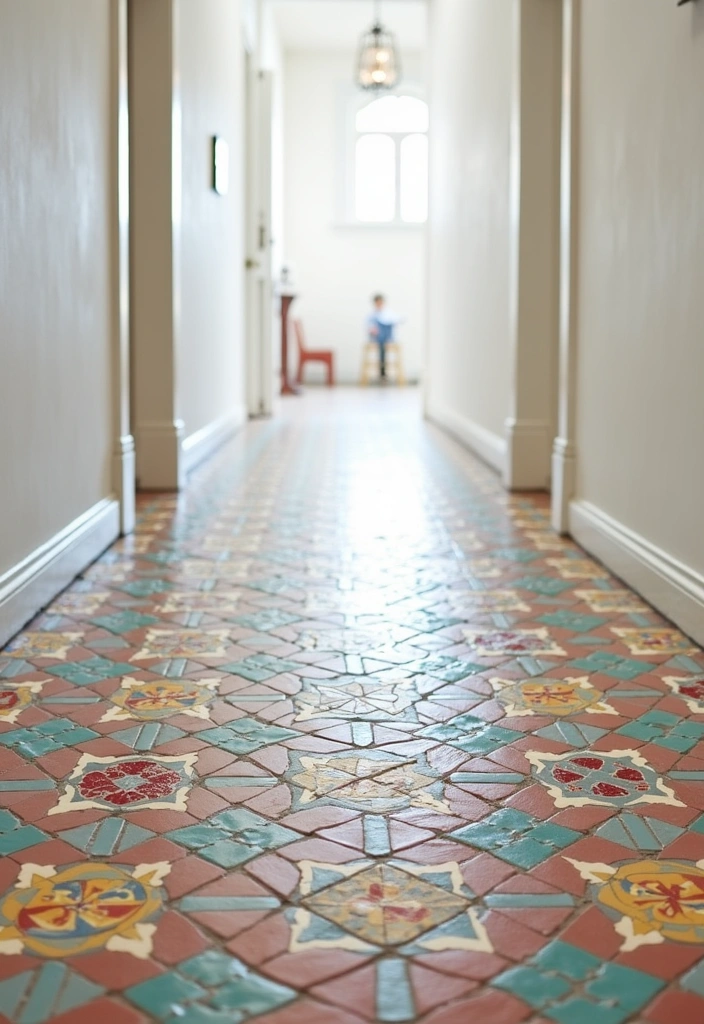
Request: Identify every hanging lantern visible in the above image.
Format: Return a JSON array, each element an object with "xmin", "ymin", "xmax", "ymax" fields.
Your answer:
[{"xmin": 356, "ymin": 2, "xmax": 401, "ymax": 93}]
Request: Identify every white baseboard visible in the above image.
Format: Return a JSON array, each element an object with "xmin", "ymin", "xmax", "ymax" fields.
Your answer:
[
  {"xmin": 182, "ymin": 406, "xmax": 247, "ymax": 475},
  {"xmin": 114, "ymin": 434, "xmax": 136, "ymax": 535},
  {"xmin": 0, "ymin": 498, "xmax": 120, "ymax": 648},
  {"xmin": 135, "ymin": 420, "xmax": 185, "ymax": 491},
  {"xmin": 570, "ymin": 499, "xmax": 704, "ymax": 647},
  {"xmin": 426, "ymin": 401, "xmax": 506, "ymax": 474},
  {"xmin": 551, "ymin": 436, "xmax": 576, "ymax": 534},
  {"xmin": 504, "ymin": 418, "xmax": 553, "ymax": 491}
]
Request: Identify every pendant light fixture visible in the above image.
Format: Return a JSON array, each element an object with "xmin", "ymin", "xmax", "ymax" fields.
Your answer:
[{"xmin": 356, "ymin": 0, "xmax": 401, "ymax": 93}]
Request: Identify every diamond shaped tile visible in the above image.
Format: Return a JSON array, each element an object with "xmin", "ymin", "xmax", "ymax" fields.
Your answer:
[
  {"xmin": 0, "ymin": 809, "xmax": 48, "ymax": 855},
  {"xmin": 90, "ymin": 611, "xmax": 160, "ymax": 634},
  {"xmin": 418, "ymin": 713, "xmax": 518, "ymax": 754}
]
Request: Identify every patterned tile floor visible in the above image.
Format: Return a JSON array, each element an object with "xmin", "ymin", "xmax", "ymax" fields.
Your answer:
[{"xmin": 1, "ymin": 388, "xmax": 704, "ymax": 1023}]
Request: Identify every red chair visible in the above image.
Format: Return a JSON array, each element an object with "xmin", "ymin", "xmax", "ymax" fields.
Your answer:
[{"xmin": 294, "ymin": 319, "xmax": 335, "ymax": 386}]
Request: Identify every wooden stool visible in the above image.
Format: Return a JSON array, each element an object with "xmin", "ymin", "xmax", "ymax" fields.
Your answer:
[{"xmin": 360, "ymin": 342, "xmax": 406, "ymax": 385}]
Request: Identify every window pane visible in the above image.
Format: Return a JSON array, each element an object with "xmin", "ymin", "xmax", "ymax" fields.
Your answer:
[
  {"xmin": 356, "ymin": 95, "xmax": 429, "ymax": 134},
  {"xmin": 355, "ymin": 134, "xmax": 395, "ymax": 222},
  {"xmin": 400, "ymin": 134, "xmax": 428, "ymax": 223}
]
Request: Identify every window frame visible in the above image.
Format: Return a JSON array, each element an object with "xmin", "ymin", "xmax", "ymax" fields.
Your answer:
[{"xmin": 336, "ymin": 83, "xmax": 428, "ymax": 229}]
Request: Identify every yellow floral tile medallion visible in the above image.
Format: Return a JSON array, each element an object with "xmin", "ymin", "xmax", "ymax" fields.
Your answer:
[
  {"xmin": 100, "ymin": 677, "xmax": 220, "ymax": 722},
  {"xmin": 611, "ymin": 628, "xmax": 698, "ymax": 657},
  {"xmin": 566, "ymin": 857, "xmax": 704, "ymax": 951},
  {"xmin": 130, "ymin": 628, "xmax": 231, "ymax": 660},
  {"xmin": 546, "ymin": 558, "xmax": 609, "ymax": 579},
  {"xmin": 490, "ymin": 676, "xmax": 617, "ymax": 718},
  {"xmin": 574, "ymin": 590, "xmax": 648, "ymax": 614},
  {"xmin": 0, "ymin": 680, "xmax": 45, "ymax": 724},
  {"xmin": 0, "ymin": 861, "xmax": 170, "ymax": 959},
  {"xmin": 4, "ymin": 632, "xmax": 84, "ymax": 661}
]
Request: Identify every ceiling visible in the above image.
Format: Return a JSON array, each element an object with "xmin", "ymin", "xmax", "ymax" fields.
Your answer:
[{"xmin": 269, "ymin": 1, "xmax": 428, "ymax": 53}]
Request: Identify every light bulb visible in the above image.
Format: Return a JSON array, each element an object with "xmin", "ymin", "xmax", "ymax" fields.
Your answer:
[
  {"xmin": 375, "ymin": 49, "xmax": 390, "ymax": 63},
  {"xmin": 372, "ymin": 69, "xmax": 387, "ymax": 83}
]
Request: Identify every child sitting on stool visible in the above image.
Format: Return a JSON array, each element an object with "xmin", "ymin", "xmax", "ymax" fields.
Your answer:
[{"xmin": 367, "ymin": 294, "xmax": 401, "ymax": 381}]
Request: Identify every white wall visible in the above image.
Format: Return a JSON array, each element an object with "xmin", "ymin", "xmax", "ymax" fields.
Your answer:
[
  {"xmin": 283, "ymin": 50, "xmax": 426, "ymax": 384},
  {"xmin": 0, "ymin": 0, "xmax": 122, "ymax": 645},
  {"xmin": 178, "ymin": 0, "xmax": 247, "ymax": 440},
  {"xmin": 424, "ymin": 0, "xmax": 514, "ymax": 467},
  {"xmin": 569, "ymin": 0, "xmax": 704, "ymax": 641}
]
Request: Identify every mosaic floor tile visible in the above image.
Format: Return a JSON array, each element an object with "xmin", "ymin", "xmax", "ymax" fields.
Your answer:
[
  {"xmin": 492, "ymin": 940, "xmax": 663, "ymax": 1022},
  {"xmin": 198, "ymin": 717, "xmax": 300, "ymax": 754},
  {"xmin": 0, "ymin": 861, "xmax": 169, "ymax": 959},
  {"xmin": 125, "ymin": 950, "xmax": 295, "ymax": 1021},
  {"xmin": 489, "ymin": 676, "xmax": 617, "ymax": 718},
  {"xmin": 0, "ymin": 963, "xmax": 105, "ymax": 1023},
  {"xmin": 50, "ymin": 753, "xmax": 198, "ymax": 815},
  {"xmin": 166, "ymin": 808, "xmax": 300, "ymax": 867},
  {"xmin": 451, "ymin": 808, "xmax": 581, "ymax": 868},
  {"xmin": 526, "ymin": 748, "xmax": 683, "ymax": 809},
  {"xmin": 45, "ymin": 656, "xmax": 139, "ymax": 685},
  {"xmin": 1, "ymin": 392, "xmax": 703, "ymax": 1021}
]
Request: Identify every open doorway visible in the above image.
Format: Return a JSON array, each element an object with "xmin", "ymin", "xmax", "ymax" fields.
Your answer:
[{"xmin": 259, "ymin": 0, "xmax": 428, "ymax": 393}]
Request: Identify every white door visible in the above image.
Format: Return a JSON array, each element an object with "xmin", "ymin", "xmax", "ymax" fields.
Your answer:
[{"xmin": 245, "ymin": 66, "xmax": 274, "ymax": 417}]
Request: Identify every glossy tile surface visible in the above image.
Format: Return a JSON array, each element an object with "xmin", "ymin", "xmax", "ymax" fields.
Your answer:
[{"xmin": 1, "ymin": 388, "xmax": 704, "ymax": 1023}]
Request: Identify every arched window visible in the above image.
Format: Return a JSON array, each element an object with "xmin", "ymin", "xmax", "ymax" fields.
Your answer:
[{"xmin": 352, "ymin": 94, "xmax": 428, "ymax": 224}]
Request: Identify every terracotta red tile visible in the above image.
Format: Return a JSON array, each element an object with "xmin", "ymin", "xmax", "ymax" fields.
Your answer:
[
  {"xmin": 419, "ymin": 989, "xmax": 530, "ymax": 1024},
  {"xmin": 309, "ymin": 963, "xmax": 377, "ymax": 1021},
  {"xmin": 644, "ymin": 989, "xmax": 704, "ymax": 1023},
  {"xmin": 505, "ymin": 784, "xmax": 558, "ymax": 819},
  {"xmin": 51, "ymin": 998, "xmax": 149, "ymax": 1024},
  {"xmin": 150, "ymin": 909, "xmax": 211, "ymax": 965},
  {"xmin": 254, "ymin": 997, "xmax": 369, "ymax": 1024},
  {"xmin": 482, "ymin": 911, "xmax": 547, "ymax": 961},
  {"xmin": 245, "ymin": 784, "xmax": 293, "ymax": 817},
  {"xmin": 114, "ymin": 837, "xmax": 187, "ymax": 865},
  {"xmin": 615, "ymin": 940, "xmax": 704, "ymax": 981},
  {"xmin": 226, "ymin": 913, "xmax": 292, "ymax": 966},
  {"xmin": 280, "ymin": 807, "xmax": 361, "ymax": 833},
  {"xmin": 278, "ymin": 837, "xmax": 363, "ymax": 864},
  {"xmin": 558, "ymin": 906, "xmax": 622, "ymax": 958},
  {"xmin": 184, "ymin": 786, "xmax": 231, "ymax": 820},
  {"xmin": 11, "ymin": 838, "xmax": 80, "ymax": 867},
  {"xmin": 245, "ymin": 853, "xmax": 301, "ymax": 898},
  {"xmin": 316, "ymin": 818, "xmax": 365, "ymax": 850},
  {"xmin": 262, "ymin": 949, "xmax": 374, "ymax": 989},
  {"xmin": 414, "ymin": 949, "xmax": 509, "ymax": 982},
  {"xmin": 72, "ymin": 950, "xmax": 164, "ymax": 989},
  {"xmin": 410, "ymin": 963, "xmax": 478, "ymax": 1015},
  {"xmin": 163, "ymin": 855, "xmax": 224, "ymax": 899}
]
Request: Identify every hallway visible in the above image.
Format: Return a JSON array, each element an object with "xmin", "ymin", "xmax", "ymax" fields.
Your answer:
[{"xmin": 0, "ymin": 390, "xmax": 702, "ymax": 1023}]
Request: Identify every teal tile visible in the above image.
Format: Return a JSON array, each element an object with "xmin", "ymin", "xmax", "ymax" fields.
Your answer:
[
  {"xmin": 126, "ymin": 974, "xmax": 207, "ymax": 1018},
  {"xmin": 405, "ymin": 657, "xmax": 485, "ymax": 682},
  {"xmin": 681, "ymin": 961, "xmax": 704, "ymax": 997},
  {"xmin": 211, "ymin": 975, "xmax": 294, "ymax": 1015},
  {"xmin": 568, "ymin": 652, "xmax": 657, "ymax": 680},
  {"xmin": 538, "ymin": 611, "xmax": 607, "ymax": 633},
  {"xmin": 167, "ymin": 810, "xmax": 299, "ymax": 867},
  {"xmin": 376, "ymin": 959, "xmax": 415, "ymax": 1022},
  {"xmin": 514, "ymin": 576, "xmax": 574, "ymax": 596},
  {"xmin": 536, "ymin": 722, "xmax": 608, "ymax": 748},
  {"xmin": 46, "ymin": 657, "xmax": 138, "ymax": 685},
  {"xmin": 233, "ymin": 610, "xmax": 301, "ymax": 631},
  {"xmin": 419, "ymin": 713, "xmax": 518, "ymax": 755},
  {"xmin": 616, "ymin": 710, "xmax": 704, "ymax": 753},
  {"xmin": 58, "ymin": 818, "xmax": 155, "ymax": 855},
  {"xmin": 110, "ymin": 723, "xmax": 186, "ymax": 750},
  {"xmin": 198, "ymin": 718, "xmax": 299, "ymax": 754},
  {"xmin": 90, "ymin": 611, "xmax": 159, "ymax": 634},
  {"xmin": 451, "ymin": 808, "xmax": 580, "ymax": 868},
  {"xmin": 494, "ymin": 549, "xmax": 543, "ymax": 562},
  {"xmin": 0, "ymin": 810, "xmax": 47, "ymax": 855},
  {"xmin": 494, "ymin": 965, "xmax": 572, "ymax": 1007},
  {"xmin": 118, "ymin": 579, "xmax": 173, "ymax": 597},
  {"xmin": 0, "ymin": 719, "xmax": 99, "ymax": 757}
]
